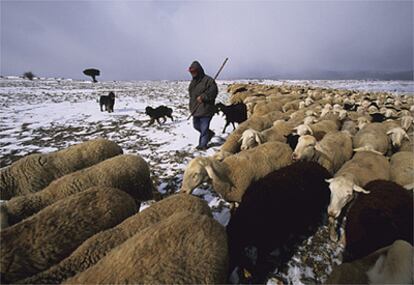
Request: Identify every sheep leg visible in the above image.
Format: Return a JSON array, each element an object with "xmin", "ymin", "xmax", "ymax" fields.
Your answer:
[
  {"xmin": 148, "ymin": 118, "xmax": 155, "ymax": 126},
  {"xmin": 222, "ymin": 121, "xmax": 230, "ymax": 133},
  {"xmin": 100, "ymin": 104, "xmax": 103, "ymax": 112},
  {"xmin": 328, "ymin": 216, "xmax": 339, "ymax": 242},
  {"xmin": 232, "ymin": 122, "xmax": 236, "ymax": 130},
  {"xmin": 156, "ymin": 118, "xmax": 162, "ymax": 125},
  {"xmin": 168, "ymin": 115, "xmax": 174, "ymax": 121}
]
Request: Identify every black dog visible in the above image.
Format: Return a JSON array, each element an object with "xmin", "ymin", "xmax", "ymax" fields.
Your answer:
[
  {"xmin": 99, "ymin": 92, "xmax": 115, "ymax": 113},
  {"xmin": 145, "ymin": 106, "xmax": 174, "ymax": 125}
]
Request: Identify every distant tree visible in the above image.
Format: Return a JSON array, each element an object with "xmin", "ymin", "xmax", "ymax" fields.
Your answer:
[
  {"xmin": 23, "ymin": 71, "xmax": 35, "ymax": 80},
  {"xmin": 83, "ymin": 68, "xmax": 100, "ymax": 82}
]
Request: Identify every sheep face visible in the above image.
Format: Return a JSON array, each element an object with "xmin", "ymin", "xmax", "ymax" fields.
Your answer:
[
  {"xmin": 294, "ymin": 124, "xmax": 312, "ymax": 136},
  {"xmin": 239, "ymin": 129, "xmax": 263, "ymax": 151},
  {"xmin": 368, "ymin": 106, "xmax": 379, "ymax": 113},
  {"xmin": 326, "ymin": 177, "xmax": 369, "ymax": 218},
  {"xmin": 384, "ymin": 109, "xmax": 396, "ymax": 118},
  {"xmin": 320, "ymin": 108, "xmax": 331, "ymax": 118},
  {"xmin": 303, "ymin": 116, "xmax": 317, "ymax": 125},
  {"xmin": 357, "ymin": 117, "xmax": 370, "ymax": 130},
  {"xmin": 338, "ymin": 110, "xmax": 347, "ymax": 121},
  {"xmin": 181, "ymin": 157, "xmax": 232, "ymax": 196},
  {"xmin": 387, "ymin": 127, "xmax": 410, "ymax": 149},
  {"xmin": 305, "ymin": 97, "xmax": 314, "ymax": 106},
  {"xmin": 181, "ymin": 158, "xmax": 211, "ymax": 194},
  {"xmin": 292, "ymin": 135, "xmax": 316, "ymax": 161}
]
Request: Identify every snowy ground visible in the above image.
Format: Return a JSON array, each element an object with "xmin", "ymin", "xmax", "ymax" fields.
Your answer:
[{"xmin": 0, "ymin": 77, "xmax": 412, "ymax": 284}]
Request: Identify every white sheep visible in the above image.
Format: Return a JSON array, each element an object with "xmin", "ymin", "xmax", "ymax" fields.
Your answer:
[
  {"xmin": 386, "ymin": 126, "xmax": 410, "ymax": 150},
  {"xmin": 181, "ymin": 142, "xmax": 292, "ymax": 202},
  {"xmin": 239, "ymin": 120, "xmax": 293, "ymax": 150},
  {"xmin": 390, "ymin": 151, "xmax": 414, "ymax": 189},
  {"xmin": 400, "ymin": 115, "xmax": 413, "ymax": 131},
  {"xmin": 293, "ymin": 119, "xmax": 339, "ymax": 140},
  {"xmin": 327, "ymin": 240, "xmax": 413, "ymax": 284},
  {"xmin": 353, "ymin": 123, "xmax": 389, "ymax": 155},
  {"xmin": 325, "ymin": 151, "xmax": 390, "ymax": 240},
  {"xmin": 341, "ymin": 120, "xmax": 358, "ymax": 136},
  {"xmin": 292, "ymin": 131, "xmax": 353, "ymax": 174},
  {"xmin": 357, "ymin": 116, "xmax": 370, "ymax": 130}
]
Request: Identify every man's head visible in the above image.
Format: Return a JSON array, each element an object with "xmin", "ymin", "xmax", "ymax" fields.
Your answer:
[{"xmin": 189, "ymin": 61, "xmax": 205, "ymax": 79}]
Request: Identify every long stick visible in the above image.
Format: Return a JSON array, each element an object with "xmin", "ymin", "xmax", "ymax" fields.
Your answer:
[{"xmin": 187, "ymin": 58, "xmax": 229, "ymax": 120}]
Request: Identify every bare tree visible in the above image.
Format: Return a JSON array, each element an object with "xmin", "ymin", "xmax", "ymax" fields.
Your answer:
[
  {"xmin": 23, "ymin": 71, "xmax": 35, "ymax": 80},
  {"xmin": 83, "ymin": 68, "xmax": 100, "ymax": 83}
]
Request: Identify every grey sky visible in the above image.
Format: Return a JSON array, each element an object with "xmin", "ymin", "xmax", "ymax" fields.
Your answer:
[{"xmin": 1, "ymin": 0, "xmax": 413, "ymax": 80}]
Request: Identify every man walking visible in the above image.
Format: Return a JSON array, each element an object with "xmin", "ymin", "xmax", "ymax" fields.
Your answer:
[{"xmin": 188, "ymin": 61, "xmax": 218, "ymax": 150}]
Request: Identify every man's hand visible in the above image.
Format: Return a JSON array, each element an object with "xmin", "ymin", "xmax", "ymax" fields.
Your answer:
[{"xmin": 196, "ymin": 96, "xmax": 203, "ymax": 103}]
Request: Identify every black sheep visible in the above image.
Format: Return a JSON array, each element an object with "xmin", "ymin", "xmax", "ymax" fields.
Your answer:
[
  {"xmin": 227, "ymin": 161, "xmax": 331, "ymax": 283},
  {"xmin": 369, "ymin": 112, "xmax": 387, "ymax": 123},
  {"xmin": 344, "ymin": 180, "xmax": 413, "ymax": 262},
  {"xmin": 344, "ymin": 103, "xmax": 358, "ymax": 112},
  {"xmin": 285, "ymin": 133, "xmax": 300, "ymax": 150},
  {"xmin": 215, "ymin": 102, "xmax": 247, "ymax": 133}
]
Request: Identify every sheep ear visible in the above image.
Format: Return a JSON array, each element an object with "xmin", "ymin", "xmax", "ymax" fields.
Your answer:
[
  {"xmin": 255, "ymin": 133, "xmax": 264, "ymax": 145},
  {"xmin": 404, "ymin": 133, "xmax": 410, "ymax": 140},
  {"xmin": 386, "ymin": 130, "xmax": 393, "ymax": 135},
  {"xmin": 306, "ymin": 124, "xmax": 314, "ymax": 135},
  {"xmin": 325, "ymin": 178, "xmax": 334, "ymax": 183},
  {"xmin": 353, "ymin": 184, "xmax": 370, "ymax": 194},
  {"xmin": 204, "ymin": 159, "xmax": 229, "ymax": 184}
]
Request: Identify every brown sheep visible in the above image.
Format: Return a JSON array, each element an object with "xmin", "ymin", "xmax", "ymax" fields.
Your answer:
[
  {"xmin": 19, "ymin": 194, "xmax": 211, "ymax": 284},
  {"xmin": 343, "ymin": 180, "xmax": 413, "ymax": 262},
  {"xmin": 0, "ymin": 139, "xmax": 123, "ymax": 200},
  {"xmin": 0, "ymin": 187, "xmax": 137, "ymax": 283},
  {"xmin": 219, "ymin": 111, "xmax": 286, "ymax": 154},
  {"xmin": 182, "ymin": 141, "xmax": 292, "ymax": 202},
  {"xmin": 2, "ymin": 154, "xmax": 153, "ymax": 227},
  {"xmin": 390, "ymin": 151, "xmax": 414, "ymax": 189},
  {"xmin": 64, "ymin": 211, "xmax": 228, "ymax": 284},
  {"xmin": 252, "ymin": 101, "xmax": 283, "ymax": 116},
  {"xmin": 326, "ymin": 240, "xmax": 413, "ymax": 284},
  {"xmin": 400, "ymin": 131, "xmax": 414, "ymax": 152}
]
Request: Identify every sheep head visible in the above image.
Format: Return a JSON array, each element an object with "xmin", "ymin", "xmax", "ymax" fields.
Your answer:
[
  {"xmin": 387, "ymin": 127, "xmax": 410, "ymax": 149},
  {"xmin": 305, "ymin": 97, "xmax": 314, "ymax": 106},
  {"xmin": 239, "ymin": 129, "xmax": 263, "ymax": 150},
  {"xmin": 357, "ymin": 117, "xmax": 370, "ymax": 130},
  {"xmin": 294, "ymin": 124, "xmax": 313, "ymax": 136},
  {"xmin": 181, "ymin": 157, "xmax": 212, "ymax": 194},
  {"xmin": 180, "ymin": 157, "xmax": 233, "ymax": 196},
  {"xmin": 303, "ymin": 116, "xmax": 317, "ymax": 125},
  {"xmin": 292, "ymin": 135, "xmax": 317, "ymax": 161},
  {"xmin": 325, "ymin": 176, "xmax": 369, "ymax": 219}
]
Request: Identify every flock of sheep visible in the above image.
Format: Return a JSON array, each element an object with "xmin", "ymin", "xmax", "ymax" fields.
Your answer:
[
  {"xmin": 0, "ymin": 82, "xmax": 413, "ymax": 284},
  {"xmin": 181, "ymin": 83, "xmax": 413, "ymax": 283},
  {"xmin": 0, "ymin": 139, "xmax": 227, "ymax": 284}
]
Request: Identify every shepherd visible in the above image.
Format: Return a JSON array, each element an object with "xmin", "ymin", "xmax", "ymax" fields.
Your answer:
[{"xmin": 188, "ymin": 61, "xmax": 219, "ymax": 150}]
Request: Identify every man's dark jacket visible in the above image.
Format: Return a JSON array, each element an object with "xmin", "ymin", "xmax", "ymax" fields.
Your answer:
[{"xmin": 188, "ymin": 61, "xmax": 218, "ymax": 117}]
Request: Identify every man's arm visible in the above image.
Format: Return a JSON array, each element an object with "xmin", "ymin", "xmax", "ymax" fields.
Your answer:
[{"xmin": 199, "ymin": 78, "xmax": 218, "ymax": 103}]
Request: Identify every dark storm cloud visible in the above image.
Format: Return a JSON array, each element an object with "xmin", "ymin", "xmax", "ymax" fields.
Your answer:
[{"xmin": 1, "ymin": 0, "xmax": 412, "ymax": 80}]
